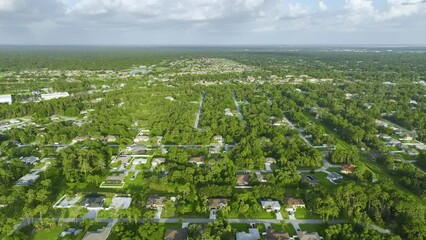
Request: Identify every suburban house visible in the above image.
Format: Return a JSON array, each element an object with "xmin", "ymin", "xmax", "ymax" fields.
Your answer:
[
  {"xmin": 104, "ymin": 135, "xmax": 117, "ymax": 142},
  {"xmin": 0, "ymin": 94, "xmax": 12, "ymax": 105},
  {"xmin": 236, "ymin": 174, "xmax": 250, "ymax": 185},
  {"xmin": 164, "ymin": 228, "xmax": 188, "ymax": 240},
  {"xmin": 208, "ymin": 198, "xmax": 228, "ymax": 210},
  {"xmin": 82, "ymin": 226, "xmax": 112, "ymax": 240},
  {"xmin": 284, "ymin": 196, "xmax": 305, "ymax": 212},
  {"xmin": 341, "ymin": 164, "xmax": 356, "ymax": 174},
  {"xmin": 327, "ymin": 172, "xmax": 343, "ymax": 183},
  {"xmin": 189, "ymin": 156, "xmax": 205, "ymax": 166},
  {"xmin": 297, "ymin": 231, "xmax": 321, "ymax": 240},
  {"xmin": 224, "ymin": 108, "xmax": 234, "ymax": 116},
  {"xmin": 266, "ymin": 229, "xmax": 290, "ymax": 240},
  {"xmin": 40, "ymin": 92, "xmax": 69, "ymax": 100},
  {"xmin": 265, "ymin": 157, "xmax": 276, "ymax": 164},
  {"xmin": 406, "ymin": 148, "xmax": 419, "ymax": 156},
  {"xmin": 20, "ymin": 156, "xmax": 39, "ymax": 165},
  {"xmin": 236, "ymin": 228, "xmax": 260, "ymax": 240},
  {"xmin": 133, "ymin": 158, "xmax": 147, "ymax": 164},
  {"xmin": 146, "ymin": 195, "xmax": 167, "ymax": 209},
  {"xmin": 213, "ymin": 135, "xmax": 223, "ymax": 144},
  {"xmin": 134, "ymin": 135, "xmax": 150, "ymax": 143},
  {"xmin": 112, "ymin": 155, "xmax": 132, "ymax": 164},
  {"xmin": 128, "ymin": 145, "xmax": 148, "ymax": 155},
  {"xmin": 260, "ymin": 200, "xmax": 281, "ymax": 212},
  {"xmin": 105, "ymin": 173, "xmax": 126, "ymax": 184},
  {"xmin": 15, "ymin": 173, "xmax": 40, "ymax": 186},
  {"xmin": 81, "ymin": 194, "xmax": 105, "ymax": 209},
  {"xmin": 151, "ymin": 158, "xmax": 166, "ymax": 168},
  {"xmin": 72, "ymin": 136, "xmax": 91, "ymax": 144}
]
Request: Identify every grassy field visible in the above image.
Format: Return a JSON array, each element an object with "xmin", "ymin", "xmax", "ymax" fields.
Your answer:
[
  {"xmin": 231, "ymin": 223, "xmax": 249, "ymax": 232},
  {"xmin": 301, "ymin": 172, "xmax": 335, "ymax": 188},
  {"xmin": 294, "ymin": 207, "xmax": 321, "ymax": 219},
  {"xmin": 228, "ymin": 210, "xmax": 276, "ymax": 219},
  {"xmin": 271, "ymin": 223, "xmax": 297, "ymax": 236},
  {"xmin": 30, "ymin": 227, "xmax": 63, "ymax": 240},
  {"xmin": 299, "ymin": 223, "xmax": 329, "ymax": 234}
]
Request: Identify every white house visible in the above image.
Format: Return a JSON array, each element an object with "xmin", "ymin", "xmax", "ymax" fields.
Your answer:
[
  {"xmin": 20, "ymin": 156, "xmax": 39, "ymax": 165},
  {"xmin": 0, "ymin": 94, "xmax": 12, "ymax": 105},
  {"xmin": 134, "ymin": 135, "xmax": 150, "ymax": 143},
  {"xmin": 236, "ymin": 228, "xmax": 260, "ymax": 240},
  {"xmin": 15, "ymin": 173, "xmax": 40, "ymax": 186},
  {"xmin": 40, "ymin": 92, "xmax": 69, "ymax": 100},
  {"xmin": 260, "ymin": 200, "xmax": 281, "ymax": 212}
]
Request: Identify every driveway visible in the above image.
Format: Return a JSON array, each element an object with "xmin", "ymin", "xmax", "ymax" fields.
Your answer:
[
  {"xmin": 209, "ymin": 209, "xmax": 217, "ymax": 220},
  {"xmin": 265, "ymin": 163, "xmax": 272, "ymax": 172},
  {"xmin": 154, "ymin": 207, "xmax": 163, "ymax": 219},
  {"xmin": 276, "ymin": 212, "xmax": 283, "ymax": 220},
  {"xmin": 84, "ymin": 209, "xmax": 100, "ymax": 219}
]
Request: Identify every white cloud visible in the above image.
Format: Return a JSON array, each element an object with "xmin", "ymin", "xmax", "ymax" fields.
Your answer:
[
  {"xmin": 0, "ymin": 0, "xmax": 15, "ymax": 12},
  {"xmin": 345, "ymin": 0, "xmax": 376, "ymax": 23},
  {"xmin": 319, "ymin": 1, "xmax": 327, "ymax": 11},
  {"xmin": 378, "ymin": 0, "xmax": 425, "ymax": 20},
  {"xmin": 1, "ymin": 0, "xmax": 426, "ymax": 44}
]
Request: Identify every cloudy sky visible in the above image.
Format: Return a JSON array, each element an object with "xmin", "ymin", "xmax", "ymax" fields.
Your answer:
[{"xmin": 0, "ymin": 0, "xmax": 425, "ymax": 45}]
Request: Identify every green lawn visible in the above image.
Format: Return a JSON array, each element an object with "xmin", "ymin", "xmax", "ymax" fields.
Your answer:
[
  {"xmin": 294, "ymin": 208, "xmax": 321, "ymax": 219},
  {"xmin": 299, "ymin": 223, "xmax": 329, "ymax": 234},
  {"xmin": 302, "ymin": 172, "xmax": 335, "ymax": 188},
  {"xmin": 228, "ymin": 210, "xmax": 275, "ymax": 219},
  {"xmin": 280, "ymin": 209, "xmax": 290, "ymax": 219},
  {"xmin": 271, "ymin": 223, "xmax": 297, "ymax": 236},
  {"xmin": 231, "ymin": 223, "xmax": 249, "ymax": 232},
  {"xmin": 30, "ymin": 227, "xmax": 63, "ymax": 240}
]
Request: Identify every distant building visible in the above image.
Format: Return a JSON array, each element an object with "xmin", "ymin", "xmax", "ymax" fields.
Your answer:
[
  {"xmin": 236, "ymin": 174, "xmax": 250, "ymax": 185},
  {"xmin": 284, "ymin": 196, "xmax": 305, "ymax": 212},
  {"xmin": 15, "ymin": 173, "xmax": 40, "ymax": 186},
  {"xmin": 104, "ymin": 135, "xmax": 117, "ymax": 142},
  {"xmin": 266, "ymin": 229, "xmax": 290, "ymax": 240},
  {"xmin": 297, "ymin": 231, "xmax": 321, "ymax": 240},
  {"xmin": 189, "ymin": 156, "xmax": 205, "ymax": 166},
  {"xmin": 236, "ymin": 228, "xmax": 260, "ymax": 240},
  {"xmin": 113, "ymin": 155, "xmax": 132, "ymax": 164},
  {"xmin": 341, "ymin": 164, "xmax": 356, "ymax": 174},
  {"xmin": 40, "ymin": 92, "xmax": 69, "ymax": 100},
  {"xmin": 104, "ymin": 173, "xmax": 126, "ymax": 184},
  {"xmin": 134, "ymin": 135, "xmax": 150, "ymax": 143},
  {"xmin": 146, "ymin": 195, "xmax": 167, "ymax": 209},
  {"xmin": 151, "ymin": 158, "xmax": 166, "ymax": 168},
  {"xmin": 261, "ymin": 200, "xmax": 281, "ymax": 212},
  {"xmin": 164, "ymin": 228, "xmax": 188, "ymax": 240},
  {"xmin": 82, "ymin": 226, "xmax": 112, "ymax": 240},
  {"xmin": 81, "ymin": 194, "xmax": 105, "ymax": 209},
  {"xmin": 0, "ymin": 94, "xmax": 12, "ymax": 105},
  {"xmin": 20, "ymin": 156, "xmax": 39, "ymax": 165},
  {"xmin": 208, "ymin": 198, "xmax": 228, "ymax": 210}
]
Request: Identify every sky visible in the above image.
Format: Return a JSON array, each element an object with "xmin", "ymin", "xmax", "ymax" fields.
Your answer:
[{"xmin": 0, "ymin": 0, "xmax": 426, "ymax": 45}]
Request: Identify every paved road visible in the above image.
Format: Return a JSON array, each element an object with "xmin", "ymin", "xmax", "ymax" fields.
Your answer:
[
  {"xmin": 18, "ymin": 217, "xmax": 343, "ymax": 225},
  {"xmin": 231, "ymin": 92, "xmax": 244, "ymax": 120},
  {"xmin": 194, "ymin": 91, "xmax": 205, "ymax": 129},
  {"xmin": 8, "ymin": 217, "xmax": 347, "ymax": 239},
  {"xmin": 297, "ymin": 158, "xmax": 341, "ymax": 174}
]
